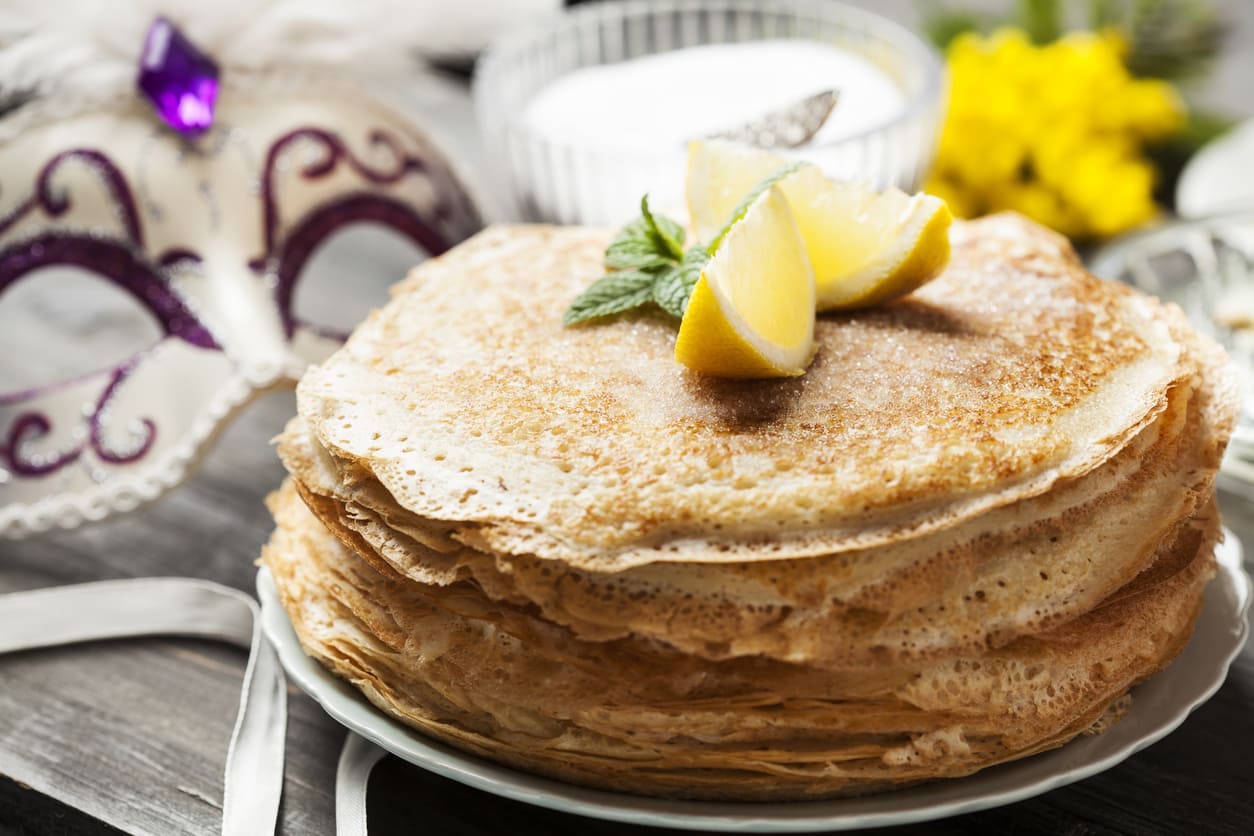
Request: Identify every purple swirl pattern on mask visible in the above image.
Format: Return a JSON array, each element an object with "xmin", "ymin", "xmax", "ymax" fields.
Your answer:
[
  {"xmin": 251, "ymin": 127, "xmax": 428, "ymax": 271},
  {"xmin": 157, "ymin": 248, "xmax": 203, "ymax": 270},
  {"xmin": 0, "ymin": 148, "xmax": 212, "ymax": 347},
  {"xmin": 89, "ymin": 358, "xmax": 157, "ymax": 464},
  {"xmin": 251, "ymin": 126, "xmax": 479, "ymax": 338},
  {"xmin": 0, "ymin": 126, "xmax": 484, "ymax": 487},
  {"xmin": 272, "ymin": 194, "xmax": 453, "ymax": 340},
  {"xmin": 1, "ymin": 233, "xmax": 217, "ymax": 349},
  {"xmin": 2, "ymin": 414, "xmax": 75, "ymax": 476},
  {"xmin": 0, "ymin": 149, "xmax": 143, "ymax": 245},
  {"xmin": 1, "ymin": 360, "xmax": 155, "ymax": 477},
  {"xmin": 0, "ymin": 149, "xmax": 210, "ymax": 479}
]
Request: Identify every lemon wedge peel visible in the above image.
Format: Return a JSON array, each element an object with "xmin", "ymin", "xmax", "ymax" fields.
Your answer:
[
  {"xmin": 817, "ymin": 195, "xmax": 953, "ymax": 311},
  {"xmin": 674, "ymin": 186, "xmax": 817, "ymax": 379},
  {"xmin": 686, "ymin": 140, "xmax": 953, "ymax": 313}
]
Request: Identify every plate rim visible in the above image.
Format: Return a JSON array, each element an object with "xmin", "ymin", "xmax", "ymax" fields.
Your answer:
[{"xmin": 258, "ymin": 532, "xmax": 1251, "ymax": 832}]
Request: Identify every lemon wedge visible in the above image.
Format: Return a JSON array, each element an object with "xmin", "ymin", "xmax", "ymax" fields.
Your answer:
[
  {"xmin": 674, "ymin": 185, "xmax": 816, "ymax": 378},
  {"xmin": 687, "ymin": 140, "xmax": 952, "ymax": 311}
]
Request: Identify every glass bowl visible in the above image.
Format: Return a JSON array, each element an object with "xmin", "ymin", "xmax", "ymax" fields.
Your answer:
[
  {"xmin": 473, "ymin": 0, "xmax": 945, "ymax": 225},
  {"xmin": 1089, "ymin": 213, "xmax": 1254, "ymax": 487}
]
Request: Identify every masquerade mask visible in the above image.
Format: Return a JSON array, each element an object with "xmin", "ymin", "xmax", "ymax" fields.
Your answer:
[{"xmin": 0, "ymin": 43, "xmax": 486, "ymax": 536}]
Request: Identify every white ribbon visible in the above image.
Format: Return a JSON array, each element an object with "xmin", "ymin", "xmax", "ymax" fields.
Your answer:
[
  {"xmin": 0, "ymin": 578, "xmax": 287, "ymax": 836},
  {"xmin": 336, "ymin": 733, "xmax": 388, "ymax": 836}
]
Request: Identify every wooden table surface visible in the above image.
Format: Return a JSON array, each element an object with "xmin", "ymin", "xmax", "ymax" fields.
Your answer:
[{"xmin": 4, "ymin": 3, "xmax": 1254, "ymax": 834}]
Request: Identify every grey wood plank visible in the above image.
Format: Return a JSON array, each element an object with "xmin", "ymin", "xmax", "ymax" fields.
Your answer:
[{"xmin": 0, "ymin": 391, "xmax": 343, "ymax": 836}]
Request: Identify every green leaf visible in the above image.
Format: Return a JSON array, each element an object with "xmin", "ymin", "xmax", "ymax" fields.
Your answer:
[
  {"xmin": 708, "ymin": 162, "xmax": 804, "ymax": 254},
  {"xmin": 639, "ymin": 195, "xmax": 686, "ymax": 261},
  {"xmin": 605, "ymin": 250, "xmax": 674, "ymax": 270},
  {"xmin": 568, "ymin": 194, "xmax": 707, "ymax": 327},
  {"xmin": 925, "ymin": 12, "xmax": 986, "ymax": 48},
  {"xmin": 1124, "ymin": 0, "xmax": 1224, "ymax": 81},
  {"xmin": 652, "ymin": 247, "xmax": 711, "ymax": 318},
  {"xmin": 922, "ymin": 3, "xmax": 999, "ymax": 49},
  {"xmin": 1018, "ymin": 0, "xmax": 1062, "ymax": 44},
  {"xmin": 1088, "ymin": 0, "xmax": 1120, "ymax": 28},
  {"xmin": 604, "ymin": 220, "xmax": 676, "ymax": 270},
  {"xmin": 650, "ymin": 267, "xmax": 686, "ymax": 318},
  {"xmin": 563, "ymin": 270, "xmax": 657, "ymax": 326}
]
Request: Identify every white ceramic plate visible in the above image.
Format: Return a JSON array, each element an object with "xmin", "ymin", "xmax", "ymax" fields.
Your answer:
[{"xmin": 257, "ymin": 533, "xmax": 1250, "ymax": 832}]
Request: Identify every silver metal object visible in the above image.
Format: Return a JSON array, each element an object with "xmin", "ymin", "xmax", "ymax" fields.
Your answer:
[
  {"xmin": 1090, "ymin": 213, "xmax": 1254, "ymax": 486},
  {"xmin": 706, "ymin": 89, "xmax": 840, "ymax": 148}
]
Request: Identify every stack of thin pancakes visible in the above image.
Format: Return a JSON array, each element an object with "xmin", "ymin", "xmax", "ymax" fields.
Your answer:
[{"xmin": 263, "ymin": 213, "xmax": 1238, "ymax": 800}]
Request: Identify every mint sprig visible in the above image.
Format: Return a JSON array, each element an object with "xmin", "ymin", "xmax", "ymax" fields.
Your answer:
[
  {"xmin": 565, "ymin": 196, "xmax": 700, "ymax": 325},
  {"xmin": 561, "ymin": 270, "xmax": 656, "ymax": 326},
  {"xmin": 600, "ymin": 196, "xmax": 687, "ymax": 271},
  {"xmin": 640, "ymin": 196, "xmax": 686, "ymax": 261},
  {"xmin": 564, "ymin": 166, "xmax": 798, "ymax": 326}
]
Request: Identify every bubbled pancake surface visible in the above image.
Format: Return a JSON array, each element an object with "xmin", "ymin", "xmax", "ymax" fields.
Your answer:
[
  {"xmin": 279, "ymin": 357, "xmax": 1225, "ymax": 667},
  {"xmin": 295, "ymin": 215, "xmax": 1192, "ymax": 570},
  {"xmin": 262, "ymin": 480, "xmax": 1219, "ymax": 800}
]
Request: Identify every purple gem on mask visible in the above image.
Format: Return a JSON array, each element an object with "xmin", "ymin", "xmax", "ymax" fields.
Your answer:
[{"xmin": 136, "ymin": 17, "xmax": 219, "ymax": 136}]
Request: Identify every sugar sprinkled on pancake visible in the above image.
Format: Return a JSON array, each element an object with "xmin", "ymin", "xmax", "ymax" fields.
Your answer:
[{"xmin": 297, "ymin": 215, "xmax": 1192, "ymax": 570}]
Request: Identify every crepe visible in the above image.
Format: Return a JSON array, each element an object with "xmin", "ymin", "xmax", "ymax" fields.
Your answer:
[
  {"xmin": 278, "ymin": 357, "xmax": 1224, "ymax": 667},
  {"xmin": 262, "ymin": 212, "xmax": 1239, "ymax": 800},
  {"xmin": 263, "ymin": 480, "xmax": 1218, "ymax": 800},
  {"xmin": 293, "ymin": 215, "xmax": 1196, "ymax": 571}
]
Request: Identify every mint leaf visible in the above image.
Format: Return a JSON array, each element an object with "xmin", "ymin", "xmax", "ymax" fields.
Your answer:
[
  {"xmin": 708, "ymin": 162, "xmax": 804, "ymax": 253},
  {"xmin": 563, "ymin": 270, "xmax": 657, "ymax": 326},
  {"xmin": 650, "ymin": 267, "xmax": 685, "ymax": 318},
  {"xmin": 640, "ymin": 195, "xmax": 686, "ymax": 261},
  {"xmin": 566, "ymin": 196, "xmax": 705, "ymax": 327},
  {"xmin": 652, "ymin": 247, "xmax": 710, "ymax": 318},
  {"xmin": 604, "ymin": 219, "xmax": 674, "ymax": 270}
]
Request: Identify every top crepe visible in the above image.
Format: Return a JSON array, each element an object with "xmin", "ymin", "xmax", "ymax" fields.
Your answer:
[{"xmin": 295, "ymin": 214, "xmax": 1190, "ymax": 572}]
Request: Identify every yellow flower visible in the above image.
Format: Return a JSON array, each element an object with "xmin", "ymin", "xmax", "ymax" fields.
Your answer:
[{"xmin": 928, "ymin": 27, "xmax": 1184, "ymax": 241}]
